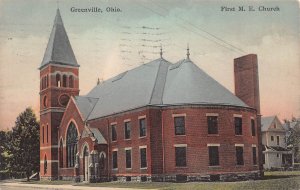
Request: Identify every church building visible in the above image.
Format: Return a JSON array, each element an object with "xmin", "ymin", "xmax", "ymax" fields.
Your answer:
[{"xmin": 39, "ymin": 9, "xmax": 263, "ymax": 182}]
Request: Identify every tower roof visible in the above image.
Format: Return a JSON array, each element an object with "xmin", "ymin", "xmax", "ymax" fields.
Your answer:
[{"xmin": 40, "ymin": 9, "xmax": 79, "ymax": 70}]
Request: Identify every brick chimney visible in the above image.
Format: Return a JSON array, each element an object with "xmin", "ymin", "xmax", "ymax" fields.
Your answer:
[
  {"xmin": 234, "ymin": 54, "xmax": 260, "ymax": 114},
  {"xmin": 234, "ymin": 54, "xmax": 263, "ymax": 176}
]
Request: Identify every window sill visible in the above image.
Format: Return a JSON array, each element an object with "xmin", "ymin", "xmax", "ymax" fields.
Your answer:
[
  {"xmin": 235, "ymin": 135, "xmax": 243, "ymax": 136},
  {"xmin": 126, "ymin": 168, "xmax": 132, "ymax": 170},
  {"xmin": 175, "ymin": 166, "xmax": 188, "ymax": 168},
  {"xmin": 139, "ymin": 136, "xmax": 147, "ymax": 139},
  {"xmin": 208, "ymin": 165, "xmax": 221, "ymax": 168},
  {"xmin": 175, "ymin": 135, "xmax": 186, "ymax": 137},
  {"xmin": 124, "ymin": 139, "xmax": 131, "ymax": 141},
  {"xmin": 235, "ymin": 165, "xmax": 244, "ymax": 167},
  {"xmin": 207, "ymin": 134, "xmax": 219, "ymax": 136},
  {"xmin": 111, "ymin": 140, "xmax": 117, "ymax": 143},
  {"xmin": 140, "ymin": 167, "xmax": 147, "ymax": 170},
  {"xmin": 112, "ymin": 168, "xmax": 118, "ymax": 170}
]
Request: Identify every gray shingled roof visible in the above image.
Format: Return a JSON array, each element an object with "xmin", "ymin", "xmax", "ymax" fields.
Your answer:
[
  {"xmin": 40, "ymin": 9, "xmax": 79, "ymax": 69},
  {"xmin": 81, "ymin": 126, "xmax": 107, "ymax": 144},
  {"xmin": 73, "ymin": 96, "xmax": 99, "ymax": 121},
  {"xmin": 261, "ymin": 116, "xmax": 276, "ymax": 131},
  {"xmin": 73, "ymin": 58, "xmax": 249, "ymax": 121}
]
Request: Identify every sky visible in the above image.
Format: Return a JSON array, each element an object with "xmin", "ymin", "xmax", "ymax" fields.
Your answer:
[{"xmin": 0, "ymin": 0, "xmax": 299, "ymax": 130}]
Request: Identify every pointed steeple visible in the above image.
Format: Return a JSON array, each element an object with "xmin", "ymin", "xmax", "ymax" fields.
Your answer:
[
  {"xmin": 40, "ymin": 9, "xmax": 79, "ymax": 69},
  {"xmin": 186, "ymin": 43, "xmax": 190, "ymax": 59}
]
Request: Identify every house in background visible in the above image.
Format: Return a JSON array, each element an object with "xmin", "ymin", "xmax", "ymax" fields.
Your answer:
[{"xmin": 261, "ymin": 116, "xmax": 292, "ymax": 169}]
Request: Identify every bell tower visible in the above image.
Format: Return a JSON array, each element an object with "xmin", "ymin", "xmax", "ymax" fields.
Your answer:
[{"xmin": 39, "ymin": 9, "xmax": 79, "ymax": 180}]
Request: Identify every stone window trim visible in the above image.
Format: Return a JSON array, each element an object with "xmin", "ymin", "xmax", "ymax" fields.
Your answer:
[
  {"xmin": 110, "ymin": 122, "xmax": 117, "ymax": 125},
  {"xmin": 235, "ymin": 144, "xmax": 244, "ymax": 147},
  {"xmin": 251, "ymin": 144, "xmax": 257, "ymax": 147},
  {"xmin": 139, "ymin": 145, "xmax": 147, "ymax": 149},
  {"xmin": 124, "ymin": 119, "xmax": 131, "ymax": 122},
  {"xmin": 112, "ymin": 148, "xmax": 118, "ymax": 151},
  {"xmin": 174, "ymin": 144, "xmax": 187, "ymax": 147},
  {"xmin": 206, "ymin": 113, "xmax": 219, "ymax": 117},
  {"xmin": 207, "ymin": 143, "xmax": 220, "ymax": 147},
  {"xmin": 233, "ymin": 114, "xmax": 242, "ymax": 118},
  {"xmin": 172, "ymin": 113, "xmax": 187, "ymax": 117},
  {"xmin": 138, "ymin": 115, "xmax": 146, "ymax": 119}
]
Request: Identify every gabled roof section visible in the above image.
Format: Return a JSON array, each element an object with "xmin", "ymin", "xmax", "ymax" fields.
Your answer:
[
  {"xmin": 73, "ymin": 96, "xmax": 99, "ymax": 121},
  {"xmin": 40, "ymin": 9, "xmax": 79, "ymax": 69},
  {"xmin": 81, "ymin": 126, "xmax": 107, "ymax": 144},
  {"xmin": 163, "ymin": 59, "xmax": 248, "ymax": 107},
  {"xmin": 261, "ymin": 116, "xmax": 284, "ymax": 132}
]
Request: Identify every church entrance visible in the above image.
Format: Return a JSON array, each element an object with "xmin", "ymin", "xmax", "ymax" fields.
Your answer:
[{"xmin": 83, "ymin": 146, "xmax": 89, "ymax": 182}]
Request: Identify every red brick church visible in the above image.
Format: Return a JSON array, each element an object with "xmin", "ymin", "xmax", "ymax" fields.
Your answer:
[{"xmin": 39, "ymin": 9, "xmax": 263, "ymax": 182}]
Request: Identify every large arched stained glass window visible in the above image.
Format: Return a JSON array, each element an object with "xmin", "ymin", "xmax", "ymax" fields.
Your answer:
[{"xmin": 66, "ymin": 122, "xmax": 78, "ymax": 168}]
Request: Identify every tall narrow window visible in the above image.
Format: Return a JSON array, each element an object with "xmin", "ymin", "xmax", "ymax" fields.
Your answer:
[
  {"xmin": 66, "ymin": 122, "xmax": 78, "ymax": 167},
  {"xmin": 174, "ymin": 116, "xmax": 185, "ymax": 135},
  {"xmin": 140, "ymin": 148, "xmax": 147, "ymax": 168},
  {"xmin": 111, "ymin": 124, "xmax": 117, "ymax": 141},
  {"xmin": 42, "ymin": 126, "xmax": 44, "ymax": 144},
  {"xmin": 236, "ymin": 146, "xmax": 244, "ymax": 165},
  {"xmin": 46, "ymin": 75, "xmax": 48, "ymax": 88},
  {"xmin": 56, "ymin": 73, "xmax": 61, "ymax": 87},
  {"xmin": 271, "ymin": 136, "xmax": 274, "ymax": 141},
  {"xmin": 175, "ymin": 146, "xmax": 187, "ymax": 167},
  {"xmin": 46, "ymin": 125, "xmax": 49, "ymax": 143},
  {"xmin": 252, "ymin": 147, "xmax": 257, "ymax": 165},
  {"xmin": 139, "ymin": 118, "xmax": 146, "ymax": 137},
  {"xmin": 44, "ymin": 155, "xmax": 47, "ymax": 174},
  {"xmin": 124, "ymin": 121, "xmax": 131, "ymax": 139},
  {"xmin": 112, "ymin": 151, "xmax": 118, "ymax": 169},
  {"xmin": 69, "ymin": 75, "xmax": 74, "ymax": 88},
  {"xmin": 276, "ymin": 136, "xmax": 280, "ymax": 145},
  {"xmin": 62, "ymin": 75, "xmax": 67, "ymax": 87},
  {"xmin": 207, "ymin": 116, "xmax": 218, "ymax": 134},
  {"xmin": 208, "ymin": 146, "xmax": 219, "ymax": 166},
  {"xmin": 59, "ymin": 139, "xmax": 63, "ymax": 168},
  {"xmin": 125, "ymin": 149, "xmax": 132, "ymax": 169},
  {"xmin": 234, "ymin": 117, "xmax": 243, "ymax": 135},
  {"xmin": 251, "ymin": 119, "xmax": 256, "ymax": 136}
]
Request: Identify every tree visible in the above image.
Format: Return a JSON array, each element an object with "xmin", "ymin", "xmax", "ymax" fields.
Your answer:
[
  {"xmin": 286, "ymin": 118, "xmax": 300, "ymax": 163},
  {"xmin": 6, "ymin": 107, "xmax": 40, "ymax": 181}
]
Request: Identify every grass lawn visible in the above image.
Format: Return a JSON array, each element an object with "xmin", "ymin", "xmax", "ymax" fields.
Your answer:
[{"xmin": 23, "ymin": 171, "xmax": 300, "ymax": 190}]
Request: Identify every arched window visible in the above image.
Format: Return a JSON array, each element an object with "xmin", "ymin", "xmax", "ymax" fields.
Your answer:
[
  {"xmin": 69, "ymin": 75, "xmax": 74, "ymax": 88},
  {"xmin": 59, "ymin": 139, "xmax": 63, "ymax": 168},
  {"xmin": 66, "ymin": 122, "xmax": 78, "ymax": 167},
  {"xmin": 44, "ymin": 154, "xmax": 47, "ymax": 174},
  {"xmin": 56, "ymin": 73, "xmax": 61, "ymax": 87},
  {"xmin": 99, "ymin": 152, "xmax": 106, "ymax": 169},
  {"xmin": 62, "ymin": 75, "xmax": 67, "ymax": 87}
]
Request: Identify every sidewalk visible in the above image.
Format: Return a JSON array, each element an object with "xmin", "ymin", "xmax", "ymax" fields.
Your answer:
[{"xmin": 0, "ymin": 182, "xmax": 157, "ymax": 190}]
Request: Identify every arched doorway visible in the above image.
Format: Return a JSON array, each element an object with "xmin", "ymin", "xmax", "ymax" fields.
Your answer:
[{"xmin": 83, "ymin": 146, "xmax": 89, "ymax": 182}]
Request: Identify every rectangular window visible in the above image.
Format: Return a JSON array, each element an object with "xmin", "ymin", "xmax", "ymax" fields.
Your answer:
[
  {"xmin": 139, "ymin": 118, "xmax": 146, "ymax": 137},
  {"xmin": 111, "ymin": 124, "xmax": 117, "ymax": 141},
  {"xmin": 126, "ymin": 149, "xmax": 131, "ymax": 169},
  {"xmin": 251, "ymin": 119, "xmax": 256, "ymax": 136},
  {"xmin": 271, "ymin": 136, "xmax": 274, "ymax": 141},
  {"xmin": 208, "ymin": 146, "xmax": 219, "ymax": 166},
  {"xmin": 236, "ymin": 146, "xmax": 244, "ymax": 165},
  {"xmin": 124, "ymin": 121, "xmax": 131, "ymax": 139},
  {"xmin": 252, "ymin": 147, "xmax": 257, "ymax": 165},
  {"xmin": 112, "ymin": 151, "xmax": 118, "ymax": 169},
  {"xmin": 234, "ymin": 117, "xmax": 243, "ymax": 135},
  {"xmin": 175, "ymin": 147, "xmax": 187, "ymax": 167},
  {"xmin": 174, "ymin": 116, "xmax": 185, "ymax": 135},
  {"xmin": 277, "ymin": 136, "xmax": 279, "ymax": 145},
  {"xmin": 207, "ymin": 116, "xmax": 218, "ymax": 134},
  {"xmin": 140, "ymin": 148, "xmax": 147, "ymax": 168}
]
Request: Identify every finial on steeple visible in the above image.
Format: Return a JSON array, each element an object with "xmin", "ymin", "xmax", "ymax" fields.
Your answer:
[
  {"xmin": 187, "ymin": 43, "xmax": 190, "ymax": 59},
  {"xmin": 56, "ymin": 0, "xmax": 59, "ymax": 9},
  {"xmin": 160, "ymin": 44, "xmax": 163, "ymax": 58},
  {"xmin": 97, "ymin": 78, "xmax": 100, "ymax": 85}
]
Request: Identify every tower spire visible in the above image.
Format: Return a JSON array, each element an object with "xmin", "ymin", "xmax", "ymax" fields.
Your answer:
[
  {"xmin": 186, "ymin": 43, "xmax": 190, "ymax": 59},
  {"xmin": 160, "ymin": 44, "xmax": 163, "ymax": 58}
]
